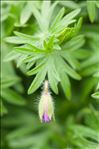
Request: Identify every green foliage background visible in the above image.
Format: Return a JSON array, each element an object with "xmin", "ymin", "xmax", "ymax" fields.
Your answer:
[{"xmin": 1, "ymin": 0, "xmax": 99, "ymax": 149}]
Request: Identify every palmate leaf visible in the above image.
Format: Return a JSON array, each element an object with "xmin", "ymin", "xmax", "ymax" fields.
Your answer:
[
  {"xmin": 27, "ymin": 48, "xmax": 81, "ymax": 99},
  {"xmin": 66, "ymin": 124, "xmax": 95, "ymax": 149},
  {"xmin": 80, "ymin": 30, "xmax": 99, "ymax": 100},
  {"xmin": 68, "ymin": 108, "xmax": 99, "ymax": 149},
  {"xmin": 31, "ymin": 0, "xmax": 81, "ymax": 35},
  {"xmin": 9, "ymin": 38, "xmax": 82, "ymax": 99},
  {"xmin": 71, "ymin": 125, "xmax": 99, "ymax": 142},
  {"xmin": 5, "ymin": 4, "xmax": 81, "ymax": 46},
  {"xmin": 5, "ymin": 48, "xmax": 81, "ymax": 100},
  {"xmin": 2, "ymin": 106, "xmax": 50, "ymax": 149},
  {"xmin": 81, "ymin": 40, "xmax": 99, "ymax": 70},
  {"xmin": 1, "ymin": 42, "xmax": 26, "ymax": 116},
  {"xmin": 5, "ymin": 1, "xmax": 83, "ymax": 100},
  {"xmin": 2, "ymin": 1, "xmax": 99, "ymax": 149},
  {"xmin": 28, "ymin": 55, "xmax": 60, "ymax": 95}
]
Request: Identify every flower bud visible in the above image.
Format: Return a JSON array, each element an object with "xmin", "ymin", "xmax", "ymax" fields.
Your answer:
[{"xmin": 38, "ymin": 80, "xmax": 55, "ymax": 123}]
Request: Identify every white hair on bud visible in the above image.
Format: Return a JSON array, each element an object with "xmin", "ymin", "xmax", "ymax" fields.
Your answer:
[
  {"xmin": 42, "ymin": 80, "xmax": 52, "ymax": 95},
  {"xmin": 43, "ymin": 80, "xmax": 49, "ymax": 93},
  {"xmin": 38, "ymin": 80, "xmax": 55, "ymax": 122}
]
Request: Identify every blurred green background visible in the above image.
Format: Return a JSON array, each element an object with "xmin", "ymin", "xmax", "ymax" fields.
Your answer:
[{"xmin": 1, "ymin": 1, "xmax": 99, "ymax": 149}]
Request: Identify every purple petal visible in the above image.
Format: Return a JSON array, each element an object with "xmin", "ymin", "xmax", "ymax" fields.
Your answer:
[{"xmin": 42, "ymin": 112, "xmax": 51, "ymax": 122}]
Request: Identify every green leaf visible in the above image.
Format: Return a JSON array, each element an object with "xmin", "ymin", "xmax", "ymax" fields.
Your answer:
[
  {"xmin": 74, "ymin": 17, "xmax": 83, "ymax": 34},
  {"xmin": 47, "ymin": 56, "xmax": 59, "ymax": 94},
  {"xmin": 60, "ymin": 73, "xmax": 71, "ymax": 100},
  {"xmin": 87, "ymin": 1, "xmax": 96, "ymax": 23},
  {"xmin": 1, "ymin": 4, "xmax": 10, "ymax": 22},
  {"xmin": 59, "ymin": 1, "xmax": 79, "ymax": 9},
  {"xmin": 14, "ymin": 44, "xmax": 46, "ymax": 54},
  {"xmin": 31, "ymin": 2, "xmax": 42, "ymax": 30},
  {"xmin": 81, "ymin": 51, "xmax": 99, "ymax": 68},
  {"xmin": 0, "ymin": 100, "xmax": 7, "ymax": 116},
  {"xmin": 91, "ymin": 92, "xmax": 99, "ymax": 99},
  {"xmin": 85, "ymin": 107, "xmax": 99, "ymax": 130},
  {"xmin": 60, "ymin": 56, "xmax": 81, "ymax": 80},
  {"xmin": 48, "ymin": 69, "xmax": 58, "ymax": 94},
  {"xmin": 96, "ymin": 1, "xmax": 99, "ymax": 8},
  {"xmin": 51, "ymin": 8, "xmax": 81, "ymax": 34},
  {"xmin": 81, "ymin": 63, "xmax": 99, "ymax": 76},
  {"xmin": 5, "ymin": 33, "xmax": 39, "ymax": 45},
  {"xmin": 14, "ymin": 46, "xmax": 34, "ymax": 54},
  {"xmin": 70, "ymin": 124, "xmax": 99, "ymax": 143},
  {"xmin": 14, "ymin": 31, "xmax": 38, "ymax": 42},
  {"xmin": 63, "ymin": 35, "xmax": 85, "ymax": 50},
  {"xmin": 28, "ymin": 66, "xmax": 47, "ymax": 94},
  {"xmin": 93, "ymin": 71, "xmax": 99, "ymax": 77},
  {"xmin": 20, "ymin": 2, "xmax": 32, "ymax": 25},
  {"xmin": 41, "ymin": 1, "xmax": 51, "ymax": 30},
  {"xmin": 26, "ymin": 44, "xmax": 45, "ymax": 53},
  {"xmin": 16, "ymin": 55, "xmax": 27, "ymax": 67},
  {"xmin": 47, "ymin": 1, "xmax": 58, "ymax": 28},
  {"xmin": 50, "ymin": 7, "xmax": 65, "ymax": 30},
  {"xmin": 80, "ymin": 77, "xmax": 98, "ymax": 100},
  {"xmin": 4, "ymin": 51, "xmax": 20, "ymax": 62},
  {"xmin": 27, "ymin": 58, "xmax": 46, "ymax": 76},
  {"xmin": 1, "ymin": 76, "xmax": 20, "ymax": 88},
  {"xmin": 72, "ymin": 49, "xmax": 91, "ymax": 60},
  {"xmin": 26, "ymin": 61, "xmax": 35, "ymax": 70},
  {"xmin": 54, "ymin": 54, "xmax": 71, "ymax": 99},
  {"xmin": 23, "ymin": 54, "xmax": 44, "ymax": 63},
  {"xmin": 62, "ymin": 8, "xmax": 81, "ymax": 22},
  {"xmin": 7, "ymin": 125, "xmax": 35, "ymax": 140},
  {"xmin": 47, "ymin": 36, "xmax": 55, "ymax": 50},
  {"xmin": 5, "ymin": 36, "xmax": 26, "ymax": 44},
  {"xmin": 61, "ymin": 51, "xmax": 81, "ymax": 70},
  {"xmin": 31, "ymin": 1, "xmax": 58, "ymax": 31},
  {"xmin": 1, "ymin": 88, "xmax": 26, "ymax": 106}
]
